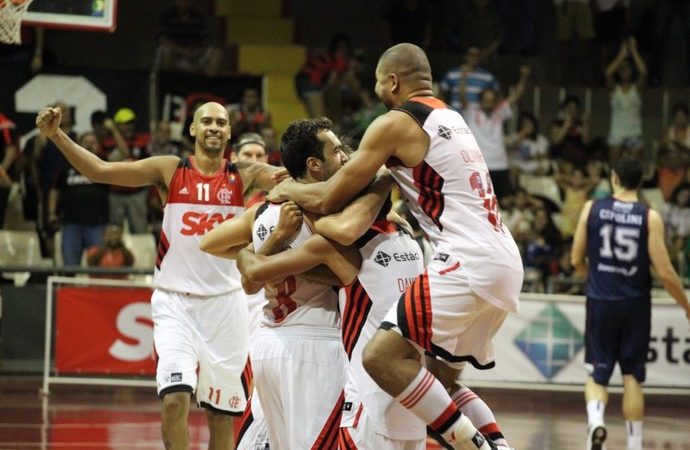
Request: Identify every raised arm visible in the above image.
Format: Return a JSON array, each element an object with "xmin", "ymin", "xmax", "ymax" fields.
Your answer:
[
  {"xmin": 36, "ymin": 107, "xmax": 179, "ymax": 188},
  {"xmin": 648, "ymin": 210, "xmax": 690, "ymax": 321},
  {"xmin": 627, "ymin": 37, "xmax": 647, "ymax": 89},
  {"xmin": 506, "ymin": 65, "xmax": 531, "ymax": 106},
  {"xmin": 313, "ymin": 172, "xmax": 395, "ymax": 245},
  {"xmin": 199, "ymin": 203, "xmax": 261, "ymax": 259},
  {"xmin": 604, "ymin": 42, "xmax": 629, "ymax": 88},
  {"xmin": 571, "ymin": 200, "xmax": 593, "ymax": 277},
  {"xmin": 268, "ymin": 111, "xmax": 420, "ymax": 214}
]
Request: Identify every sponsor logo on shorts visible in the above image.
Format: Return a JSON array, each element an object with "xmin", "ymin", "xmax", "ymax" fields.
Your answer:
[
  {"xmin": 343, "ymin": 401, "xmax": 353, "ymax": 412},
  {"xmin": 434, "ymin": 253, "xmax": 449, "ymax": 262},
  {"xmin": 514, "ymin": 304, "xmax": 583, "ymax": 379},
  {"xmin": 170, "ymin": 372, "xmax": 183, "ymax": 383},
  {"xmin": 229, "ymin": 395, "xmax": 241, "ymax": 409}
]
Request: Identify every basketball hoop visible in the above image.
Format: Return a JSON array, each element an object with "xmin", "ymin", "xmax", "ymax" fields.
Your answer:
[{"xmin": 0, "ymin": 0, "xmax": 34, "ymax": 45}]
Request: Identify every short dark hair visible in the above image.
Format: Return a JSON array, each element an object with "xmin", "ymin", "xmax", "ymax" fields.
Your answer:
[
  {"xmin": 280, "ymin": 118, "xmax": 333, "ymax": 179},
  {"xmin": 613, "ymin": 157, "xmax": 643, "ymax": 190},
  {"xmin": 236, "ymin": 132, "xmax": 266, "ymax": 151}
]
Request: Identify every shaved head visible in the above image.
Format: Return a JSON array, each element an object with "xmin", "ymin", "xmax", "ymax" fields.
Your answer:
[
  {"xmin": 193, "ymin": 102, "xmax": 229, "ymax": 123},
  {"xmin": 377, "ymin": 43, "xmax": 432, "ymax": 84}
]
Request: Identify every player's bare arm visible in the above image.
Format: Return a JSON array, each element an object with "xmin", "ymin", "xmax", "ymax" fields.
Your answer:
[
  {"xmin": 268, "ymin": 111, "xmax": 425, "ymax": 214},
  {"xmin": 236, "ymin": 161, "xmax": 282, "ymax": 195},
  {"xmin": 313, "ymin": 171, "xmax": 395, "ymax": 245},
  {"xmin": 36, "ymin": 107, "xmax": 179, "ymax": 189},
  {"xmin": 647, "ymin": 209, "xmax": 690, "ymax": 321},
  {"xmin": 571, "ymin": 200, "xmax": 593, "ymax": 277},
  {"xmin": 199, "ymin": 203, "xmax": 262, "ymax": 259},
  {"xmin": 237, "ymin": 234, "xmax": 360, "ymax": 286}
]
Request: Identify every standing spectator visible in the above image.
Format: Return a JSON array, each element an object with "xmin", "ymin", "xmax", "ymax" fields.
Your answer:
[
  {"xmin": 554, "ymin": 0, "xmax": 596, "ymax": 85},
  {"xmin": 461, "ymin": 65, "xmax": 531, "ymax": 202},
  {"xmin": 104, "ymin": 107, "xmax": 151, "ymax": 234},
  {"xmin": 594, "ymin": 0, "xmax": 631, "ymax": 80},
  {"xmin": 605, "ymin": 37, "xmax": 647, "ymax": 163},
  {"xmin": 156, "ymin": 0, "xmax": 222, "ymax": 76},
  {"xmin": 550, "ymin": 94, "xmax": 591, "ymax": 170},
  {"xmin": 0, "ymin": 112, "xmax": 18, "ymax": 228},
  {"xmin": 571, "ymin": 157, "xmax": 690, "ymax": 450},
  {"xmin": 295, "ymin": 33, "xmax": 353, "ymax": 119},
  {"xmin": 24, "ymin": 101, "xmax": 73, "ymax": 257},
  {"xmin": 260, "ymin": 126, "xmax": 281, "ymax": 166},
  {"xmin": 506, "ymin": 112, "xmax": 551, "ymax": 185},
  {"xmin": 461, "ymin": 0, "xmax": 504, "ymax": 64},
  {"xmin": 230, "ymin": 132, "xmax": 269, "ymax": 207},
  {"xmin": 86, "ymin": 223, "xmax": 135, "ymax": 278},
  {"xmin": 440, "ymin": 46, "xmax": 499, "ymax": 110},
  {"xmin": 383, "ymin": 0, "xmax": 432, "ymax": 49},
  {"xmin": 48, "ymin": 132, "xmax": 109, "ymax": 266},
  {"xmin": 228, "ymin": 88, "xmax": 272, "ymax": 143}
]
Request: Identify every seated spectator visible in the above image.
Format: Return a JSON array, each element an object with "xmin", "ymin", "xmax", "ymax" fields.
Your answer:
[
  {"xmin": 228, "ymin": 88, "xmax": 272, "ymax": 143},
  {"xmin": 295, "ymin": 33, "xmax": 352, "ymax": 118},
  {"xmin": 523, "ymin": 208, "xmax": 562, "ymax": 289},
  {"xmin": 86, "ymin": 224, "xmax": 134, "ymax": 279},
  {"xmin": 440, "ymin": 46, "xmax": 499, "ymax": 110},
  {"xmin": 658, "ymin": 103, "xmax": 690, "ymax": 201},
  {"xmin": 664, "ymin": 183, "xmax": 690, "ymax": 263},
  {"xmin": 507, "ymin": 111, "xmax": 551, "ymax": 186},
  {"xmin": 605, "ymin": 36, "xmax": 647, "ymax": 164},
  {"xmin": 461, "ymin": 65, "xmax": 531, "ymax": 202},
  {"xmin": 551, "ymin": 240, "xmax": 583, "ymax": 294},
  {"xmin": 103, "ymin": 108, "xmax": 151, "ymax": 234},
  {"xmin": 156, "ymin": 0, "xmax": 222, "ymax": 76},
  {"xmin": 49, "ymin": 132, "xmax": 109, "ymax": 266},
  {"xmin": 502, "ymin": 188, "xmax": 544, "ymax": 247},
  {"xmin": 550, "ymin": 94, "xmax": 591, "ymax": 170}
]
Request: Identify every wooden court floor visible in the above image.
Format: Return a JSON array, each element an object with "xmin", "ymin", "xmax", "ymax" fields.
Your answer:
[{"xmin": 1, "ymin": 376, "xmax": 688, "ymax": 449}]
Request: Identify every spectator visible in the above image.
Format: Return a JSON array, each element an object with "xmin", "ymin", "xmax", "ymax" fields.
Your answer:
[
  {"xmin": 461, "ymin": 0, "xmax": 504, "ymax": 64},
  {"xmin": 232, "ymin": 132, "xmax": 269, "ymax": 208},
  {"xmin": 502, "ymin": 187, "xmax": 544, "ymax": 247},
  {"xmin": 147, "ymin": 120, "xmax": 182, "ymax": 157},
  {"xmin": 554, "ymin": 167, "xmax": 599, "ymax": 237},
  {"xmin": 23, "ymin": 101, "xmax": 73, "ymax": 257},
  {"xmin": 104, "ymin": 107, "xmax": 151, "ymax": 234},
  {"xmin": 594, "ymin": 0, "xmax": 631, "ymax": 79},
  {"xmin": 658, "ymin": 103, "xmax": 690, "ymax": 201},
  {"xmin": 550, "ymin": 94, "xmax": 591, "ymax": 170},
  {"xmin": 48, "ymin": 132, "xmax": 109, "ymax": 266},
  {"xmin": 228, "ymin": 88, "xmax": 272, "ymax": 143},
  {"xmin": 554, "ymin": 0, "xmax": 596, "ymax": 85},
  {"xmin": 507, "ymin": 111, "xmax": 551, "ymax": 185},
  {"xmin": 605, "ymin": 36, "xmax": 647, "ymax": 164},
  {"xmin": 325, "ymin": 48, "xmax": 374, "ymax": 127},
  {"xmin": 294, "ymin": 33, "xmax": 352, "ymax": 118},
  {"xmin": 0, "ymin": 111, "xmax": 18, "ymax": 228},
  {"xmin": 523, "ymin": 207, "xmax": 563, "ymax": 290},
  {"xmin": 86, "ymin": 223, "xmax": 134, "ymax": 278},
  {"xmin": 383, "ymin": 0, "xmax": 432, "ymax": 49},
  {"xmin": 461, "ymin": 65, "xmax": 531, "ymax": 202},
  {"xmin": 663, "ymin": 183, "xmax": 690, "ymax": 267},
  {"xmin": 156, "ymin": 0, "xmax": 222, "ymax": 76},
  {"xmin": 260, "ymin": 126, "xmax": 281, "ymax": 166},
  {"xmin": 440, "ymin": 46, "xmax": 499, "ymax": 110}
]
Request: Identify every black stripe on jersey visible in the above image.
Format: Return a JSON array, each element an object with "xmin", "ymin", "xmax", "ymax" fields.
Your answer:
[
  {"xmin": 179, "ymin": 156, "xmax": 192, "ymax": 168},
  {"xmin": 226, "ymin": 161, "xmax": 240, "ymax": 174},
  {"xmin": 342, "ymin": 279, "xmax": 373, "ymax": 360},
  {"xmin": 393, "ymin": 100, "xmax": 433, "ymax": 127},
  {"xmin": 255, "ymin": 201, "xmax": 270, "ymax": 221},
  {"xmin": 236, "ymin": 396, "xmax": 254, "ymax": 447},
  {"xmin": 414, "ymin": 162, "xmax": 445, "ymax": 231}
]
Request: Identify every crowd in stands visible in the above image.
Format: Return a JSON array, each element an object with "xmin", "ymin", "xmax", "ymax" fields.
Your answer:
[{"xmin": 1, "ymin": 0, "xmax": 689, "ymax": 290}]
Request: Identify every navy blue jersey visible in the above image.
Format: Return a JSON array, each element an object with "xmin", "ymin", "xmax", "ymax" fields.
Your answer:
[{"xmin": 585, "ymin": 197, "xmax": 651, "ymax": 301}]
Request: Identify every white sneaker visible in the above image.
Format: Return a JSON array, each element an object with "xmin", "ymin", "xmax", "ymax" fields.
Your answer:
[{"xmin": 587, "ymin": 423, "xmax": 607, "ymax": 450}]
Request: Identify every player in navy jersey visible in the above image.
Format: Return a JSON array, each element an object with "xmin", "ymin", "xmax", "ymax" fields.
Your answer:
[{"xmin": 572, "ymin": 156, "xmax": 690, "ymax": 450}]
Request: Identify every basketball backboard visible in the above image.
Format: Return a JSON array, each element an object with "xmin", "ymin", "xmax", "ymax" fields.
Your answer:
[{"xmin": 23, "ymin": 0, "xmax": 117, "ymax": 32}]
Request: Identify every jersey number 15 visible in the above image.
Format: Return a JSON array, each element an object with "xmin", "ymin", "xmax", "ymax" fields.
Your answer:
[{"xmin": 599, "ymin": 224, "xmax": 639, "ymax": 261}]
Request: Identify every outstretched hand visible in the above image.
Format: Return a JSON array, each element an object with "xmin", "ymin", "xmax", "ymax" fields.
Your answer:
[
  {"xmin": 266, "ymin": 178, "xmax": 293, "ymax": 203},
  {"xmin": 35, "ymin": 107, "xmax": 62, "ymax": 138}
]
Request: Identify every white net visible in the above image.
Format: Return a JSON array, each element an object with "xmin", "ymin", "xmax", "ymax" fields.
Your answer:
[{"xmin": 0, "ymin": 0, "xmax": 34, "ymax": 45}]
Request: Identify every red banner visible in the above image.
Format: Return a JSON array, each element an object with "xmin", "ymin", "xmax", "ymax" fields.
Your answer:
[{"xmin": 55, "ymin": 286, "xmax": 155, "ymax": 375}]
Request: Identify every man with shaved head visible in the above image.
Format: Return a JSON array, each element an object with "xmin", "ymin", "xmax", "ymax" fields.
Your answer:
[
  {"xmin": 36, "ymin": 102, "xmax": 281, "ymax": 450},
  {"xmin": 269, "ymin": 43, "xmax": 523, "ymax": 450}
]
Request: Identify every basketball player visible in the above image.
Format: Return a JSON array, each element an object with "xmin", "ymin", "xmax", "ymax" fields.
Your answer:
[
  {"xmin": 571, "ymin": 156, "xmax": 690, "ymax": 450},
  {"xmin": 268, "ymin": 43, "xmax": 523, "ymax": 450},
  {"xmin": 35, "ymin": 102, "xmax": 280, "ymax": 450},
  {"xmin": 203, "ymin": 117, "xmax": 350, "ymax": 449}
]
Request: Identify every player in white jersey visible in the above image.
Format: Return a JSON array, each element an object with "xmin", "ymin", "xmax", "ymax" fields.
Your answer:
[
  {"xmin": 268, "ymin": 44, "xmax": 523, "ymax": 450},
  {"xmin": 36, "ymin": 102, "xmax": 280, "ymax": 450}
]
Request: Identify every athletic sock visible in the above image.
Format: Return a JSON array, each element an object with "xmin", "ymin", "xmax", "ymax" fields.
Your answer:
[
  {"xmin": 626, "ymin": 420, "xmax": 642, "ymax": 450},
  {"xmin": 586, "ymin": 400, "xmax": 605, "ymax": 426},
  {"xmin": 453, "ymin": 386, "xmax": 508, "ymax": 446},
  {"xmin": 396, "ymin": 367, "xmax": 477, "ymax": 443}
]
